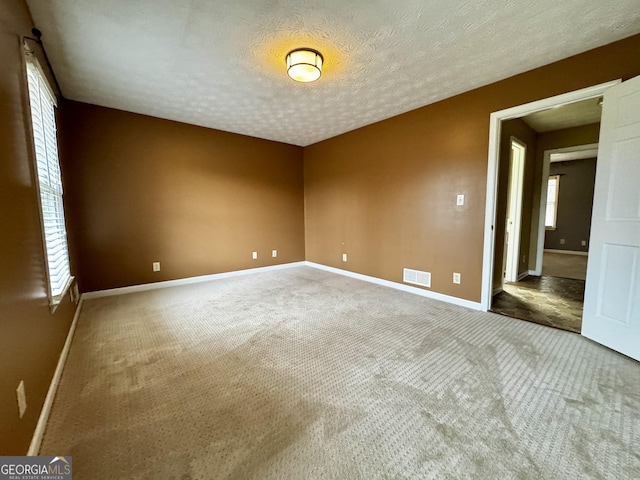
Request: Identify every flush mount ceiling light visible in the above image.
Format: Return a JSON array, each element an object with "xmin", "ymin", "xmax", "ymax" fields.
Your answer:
[{"xmin": 286, "ymin": 48, "xmax": 323, "ymax": 82}]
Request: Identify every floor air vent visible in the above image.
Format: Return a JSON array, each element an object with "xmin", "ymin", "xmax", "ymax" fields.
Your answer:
[{"xmin": 403, "ymin": 268, "xmax": 431, "ymax": 288}]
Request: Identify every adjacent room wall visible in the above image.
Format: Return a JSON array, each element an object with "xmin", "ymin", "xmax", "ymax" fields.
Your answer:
[
  {"xmin": 528, "ymin": 123, "xmax": 601, "ymax": 267},
  {"xmin": 544, "ymin": 158, "xmax": 597, "ymax": 252},
  {"xmin": 60, "ymin": 101, "xmax": 305, "ymax": 293},
  {"xmin": 0, "ymin": 0, "xmax": 77, "ymax": 455},
  {"xmin": 305, "ymin": 35, "xmax": 640, "ymax": 303}
]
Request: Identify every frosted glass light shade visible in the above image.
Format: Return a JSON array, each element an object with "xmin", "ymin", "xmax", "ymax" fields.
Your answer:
[{"xmin": 286, "ymin": 48, "xmax": 323, "ymax": 82}]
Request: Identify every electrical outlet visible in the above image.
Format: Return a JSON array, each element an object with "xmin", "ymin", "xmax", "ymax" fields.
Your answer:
[
  {"xmin": 342, "ymin": 253, "xmax": 347, "ymax": 262},
  {"xmin": 456, "ymin": 194, "xmax": 465, "ymax": 206},
  {"xmin": 453, "ymin": 272, "xmax": 461, "ymax": 284},
  {"xmin": 252, "ymin": 251, "xmax": 258, "ymax": 260},
  {"xmin": 581, "ymin": 240, "xmax": 587, "ymax": 246},
  {"xmin": 152, "ymin": 262, "xmax": 161, "ymax": 272},
  {"xmin": 16, "ymin": 381, "xmax": 27, "ymax": 418},
  {"xmin": 272, "ymin": 250, "xmax": 277, "ymax": 258},
  {"xmin": 560, "ymin": 239, "xmax": 565, "ymax": 245},
  {"xmin": 522, "ymin": 255, "xmax": 526, "ymax": 263}
]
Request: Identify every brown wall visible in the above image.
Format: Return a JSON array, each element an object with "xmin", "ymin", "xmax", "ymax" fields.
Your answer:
[
  {"xmin": 60, "ymin": 101, "xmax": 305, "ymax": 293},
  {"xmin": 493, "ymin": 119, "xmax": 538, "ymax": 290},
  {"xmin": 528, "ymin": 123, "xmax": 601, "ymax": 265},
  {"xmin": 545, "ymin": 158, "xmax": 597, "ymax": 251},
  {"xmin": 305, "ymin": 35, "xmax": 640, "ymax": 303},
  {"xmin": 0, "ymin": 1, "xmax": 78, "ymax": 454}
]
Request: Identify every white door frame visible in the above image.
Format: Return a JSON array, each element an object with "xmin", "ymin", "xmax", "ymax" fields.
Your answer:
[
  {"xmin": 531, "ymin": 143, "xmax": 599, "ymax": 275},
  {"xmin": 504, "ymin": 137, "xmax": 526, "ymax": 283},
  {"xmin": 480, "ymin": 79, "xmax": 621, "ymax": 311}
]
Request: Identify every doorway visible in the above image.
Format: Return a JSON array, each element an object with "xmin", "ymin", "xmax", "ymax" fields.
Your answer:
[
  {"xmin": 534, "ymin": 143, "xmax": 599, "ymax": 276},
  {"xmin": 492, "ymin": 140, "xmax": 599, "ymax": 332},
  {"xmin": 480, "ymin": 80, "xmax": 621, "ymax": 330}
]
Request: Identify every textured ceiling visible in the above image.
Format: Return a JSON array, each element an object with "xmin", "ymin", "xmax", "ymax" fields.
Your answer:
[
  {"xmin": 550, "ymin": 149, "xmax": 599, "ymax": 162},
  {"xmin": 25, "ymin": 0, "xmax": 640, "ymax": 146},
  {"xmin": 522, "ymin": 97, "xmax": 603, "ymax": 133}
]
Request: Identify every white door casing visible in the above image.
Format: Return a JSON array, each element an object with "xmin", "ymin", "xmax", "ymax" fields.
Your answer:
[
  {"xmin": 582, "ymin": 75, "xmax": 640, "ymax": 362},
  {"xmin": 532, "ymin": 144, "xmax": 599, "ymax": 276}
]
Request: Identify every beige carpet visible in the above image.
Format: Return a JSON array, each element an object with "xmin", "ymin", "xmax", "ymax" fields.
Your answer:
[
  {"xmin": 542, "ymin": 252, "xmax": 588, "ymax": 280},
  {"xmin": 41, "ymin": 267, "xmax": 640, "ymax": 479}
]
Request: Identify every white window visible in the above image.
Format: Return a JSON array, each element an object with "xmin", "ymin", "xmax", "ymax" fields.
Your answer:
[
  {"xmin": 25, "ymin": 58, "xmax": 72, "ymax": 306},
  {"xmin": 545, "ymin": 175, "xmax": 560, "ymax": 230}
]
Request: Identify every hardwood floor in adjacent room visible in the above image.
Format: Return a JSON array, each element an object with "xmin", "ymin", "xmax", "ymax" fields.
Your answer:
[
  {"xmin": 491, "ymin": 253, "xmax": 588, "ymax": 333},
  {"xmin": 491, "ymin": 275, "xmax": 585, "ymax": 333}
]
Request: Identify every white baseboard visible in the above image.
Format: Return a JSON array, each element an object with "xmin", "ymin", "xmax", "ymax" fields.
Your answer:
[
  {"xmin": 517, "ymin": 271, "xmax": 528, "ymax": 281},
  {"xmin": 528, "ymin": 270, "xmax": 540, "ymax": 276},
  {"xmin": 305, "ymin": 262, "xmax": 482, "ymax": 311},
  {"xmin": 83, "ymin": 262, "xmax": 307, "ymax": 299},
  {"xmin": 82, "ymin": 260, "xmax": 482, "ymax": 309},
  {"xmin": 544, "ymin": 249, "xmax": 588, "ymax": 256},
  {"xmin": 28, "ymin": 298, "xmax": 84, "ymax": 456},
  {"xmin": 492, "ymin": 286, "xmax": 503, "ymax": 296}
]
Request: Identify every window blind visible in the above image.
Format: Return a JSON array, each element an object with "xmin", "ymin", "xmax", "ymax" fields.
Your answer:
[{"xmin": 26, "ymin": 60, "xmax": 72, "ymax": 302}]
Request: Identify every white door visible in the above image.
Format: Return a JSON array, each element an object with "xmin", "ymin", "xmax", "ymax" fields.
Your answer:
[
  {"xmin": 505, "ymin": 138, "xmax": 526, "ymax": 283},
  {"xmin": 582, "ymin": 75, "xmax": 640, "ymax": 361}
]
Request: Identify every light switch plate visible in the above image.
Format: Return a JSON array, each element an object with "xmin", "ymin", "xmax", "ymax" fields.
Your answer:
[
  {"xmin": 252, "ymin": 251, "xmax": 258, "ymax": 259},
  {"xmin": 456, "ymin": 194, "xmax": 465, "ymax": 206}
]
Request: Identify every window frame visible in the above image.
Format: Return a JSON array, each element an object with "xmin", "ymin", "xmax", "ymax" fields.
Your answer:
[
  {"xmin": 545, "ymin": 174, "xmax": 560, "ymax": 231},
  {"xmin": 24, "ymin": 53, "xmax": 73, "ymax": 310}
]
